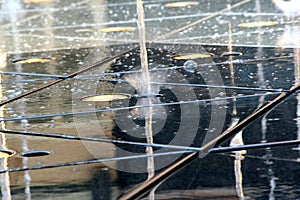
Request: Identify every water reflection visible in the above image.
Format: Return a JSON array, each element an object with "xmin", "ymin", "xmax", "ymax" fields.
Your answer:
[
  {"xmin": 2, "ymin": 0, "xmax": 300, "ymax": 199},
  {"xmin": 0, "ymin": 42, "xmax": 300, "ymax": 199},
  {"xmin": 275, "ymin": 2, "xmax": 300, "ymax": 162},
  {"xmin": 0, "ymin": 51, "xmax": 11, "ymax": 200},
  {"xmin": 254, "ymin": 2, "xmax": 277, "ymax": 198},
  {"xmin": 230, "ymin": 117, "xmax": 246, "ymax": 200},
  {"xmin": 228, "ymin": 21, "xmax": 246, "ymax": 199},
  {"xmin": 21, "ymin": 119, "xmax": 31, "ymax": 200}
]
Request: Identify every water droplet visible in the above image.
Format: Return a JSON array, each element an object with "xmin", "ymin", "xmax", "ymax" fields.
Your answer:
[{"xmin": 183, "ymin": 60, "xmax": 197, "ymax": 73}]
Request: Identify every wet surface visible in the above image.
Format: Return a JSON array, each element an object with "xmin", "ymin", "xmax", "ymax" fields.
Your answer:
[
  {"xmin": 0, "ymin": 0, "xmax": 299, "ymax": 53},
  {"xmin": 0, "ymin": 0, "xmax": 300, "ymax": 199},
  {"xmin": 0, "ymin": 43, "xmax": 299, "ymax": 199}
]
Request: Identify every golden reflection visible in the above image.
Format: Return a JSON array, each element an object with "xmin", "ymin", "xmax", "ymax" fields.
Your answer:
[
  {"xmin": 164, "ymin": 2, "xmax": 199, "ymax": 8},
  {"xmin": 171, "ymin": 53, "xmax": 214, "ymax": 60},
  {"xmin": 98, "ymin": 27, "xmax": 136, "ymax": 33},
  {"xmin": 238, "ymin": 21, "xmax": 278, "ymax": 28},
  {"xmin": 81, "ymin": 94, "xmax": 131, "ymax": 102},
  {"xmin": 12, "ymin": 56, "xmax": 56, "ymax": 64}
]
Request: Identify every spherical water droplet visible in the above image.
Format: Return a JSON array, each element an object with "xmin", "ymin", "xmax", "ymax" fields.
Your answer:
[{"xmin": 183, "ymin": 60, "xmax": 197, "ymax": 73}]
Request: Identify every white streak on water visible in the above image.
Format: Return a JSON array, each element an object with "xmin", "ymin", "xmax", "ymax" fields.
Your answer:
[{"xmin": 136, "ymin": 0, "xmax": 155, "ymax": 199}]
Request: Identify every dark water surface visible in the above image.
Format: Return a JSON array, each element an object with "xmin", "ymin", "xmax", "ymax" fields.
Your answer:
[{"xmin": 0, "ymin": 43, "xmax": 300, "ymax": 199}]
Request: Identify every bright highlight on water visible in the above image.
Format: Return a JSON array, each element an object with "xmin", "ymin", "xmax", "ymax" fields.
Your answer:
[
  {"xmin": 98, "ymin": 27, "xmax": 136, "ymax": 33},
  {"xmin": 81, "ymin": 94, "xmax": 131, "ymax": 102}
]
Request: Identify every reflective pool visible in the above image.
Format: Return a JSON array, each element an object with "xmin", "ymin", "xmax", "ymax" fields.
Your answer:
[
  {"xmin": 0, "ymin": 0, "xmax": 300, "ymax": 199},
  {"xmin": 0, "ymin": 43, "xmax": 298, "ymax": 199}
]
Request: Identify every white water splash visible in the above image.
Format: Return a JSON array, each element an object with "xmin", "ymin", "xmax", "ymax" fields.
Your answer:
[{"xmin": 136, "ymin": 0, "xmax": 155, "ymax": 199}]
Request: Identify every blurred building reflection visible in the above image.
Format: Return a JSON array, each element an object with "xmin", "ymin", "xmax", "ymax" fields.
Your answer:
[{"xmin": 0, "ymin": 51, "xmax": 11, "ymax": 200}]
